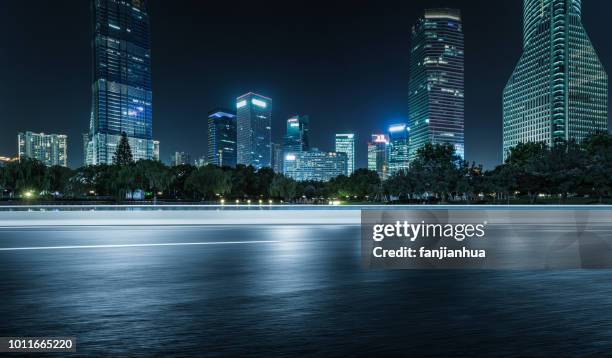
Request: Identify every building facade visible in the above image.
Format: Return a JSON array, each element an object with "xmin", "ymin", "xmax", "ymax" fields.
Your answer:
[
  {"xmin": 408, "ymin": 8, "xmax": 465, "ymax": 161},
  {"xmin": 152, "ymin": 140, "xmax": 160, "ymax": 161},
  {"xmin": 207, "ymin": 109, "xmax": 237, "ymax": 167},
  {"xmin": 335, "ymin": 133, "xmax": 355, "ymax": 176},
  {"xmin": 388, "ymin": 124, "xmax": 410, "ymax": 175},
  {"xmin": 367, "ymin": 134, "xmax": 389, "ymax": 179},
  {"xmin": 86, "ymin": 0, "xmax": 154, "ymax": 165},
  {"xmin": 284, "ymin": 115, "xmax": 310, "ymax": 154},
  {"xmin": 503, "ymin": 0, "xmax": 607, "ymax": 160},
  {"xmin": 18, "ymin": 132, "xmax": 68, "ymax": 167},
  {"xmin": 236, "ymin": 92, "xmax": 272, "ymax": 170},
  {"xmin": 271, "ymin": 143, "xmax": 283, "ymax": 174},
  {"xmin": 172, "ymin": 152, "xmax": 190, "ymax": 167},
  {"xmin": 284, "ymin": 151, "xmax": 347, "ymax": 182}
]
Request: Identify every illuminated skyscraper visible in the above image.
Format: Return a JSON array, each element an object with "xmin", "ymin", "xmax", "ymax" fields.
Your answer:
[
  {"xmin": 152, "ymin": 140, "xmax": 160, "ymax": 161},
  {"xmin": 335, "ymin": 134, "xmax": 355, "ymax": 176},
  {"xmin": 388, "ymin": 124, "xmax": 410, "ymax": 175},
  {"xmin": 408, "ymin": 8, "xmax": 464, "ymax": 161},
  {"xmin": 236, "ymin": 92, "xmax": 272, "ymax": 169},
  {"xmin": 18, "ymin": 132, "xmax": 68, "ymax": 167},
  {"xmin": 172, "ymin": 152, "xmax": 190, "ymax": 167},
  {"xmin": 503, "ymin": 0, "xmax": 607, "ymax": 160},
  {"xmin": 367, "ymin": 134, "xmax": 389, "ymax": 179},
  {"xmin": 284, "ymin": 115, "xmax": 310, "ymax": 155},
  {"xmin": 207, "ymin": 109, "xmax": 237, "ymax": 167},
  {"xmin": 271, "ymin": 143, "xmax": 283, "ymax": 174},
  {"xmin": 86, "ymin": 0, "xmax": 153, "ymax": 165}
]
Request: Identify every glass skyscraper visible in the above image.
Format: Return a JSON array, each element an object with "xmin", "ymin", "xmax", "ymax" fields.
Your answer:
[
  {"xmin": 408, "ymin": 8, "xmax": 465, "ymax": 161},
  {"xmin": 388, "ymin": 124, "xmax": 410, "ymax": 175},
  {"xmin": 503, "ymin": 0, "xmax": 607, "ymax": 160},
  {"xmin": 207, "ymin": 109, "xmax": 237, "ymax": 167},
  {"xmin": 368, "ymin": 134, "xmax": 389, "ymax": 179},
  {"xmin": 284, "ymin": 115, "xmax": 310, "ymax": 155},
  {"xmin": 18, "ymin": 132, "xmax": 68, "ymax": 167},
  {"xmin": 236, "ymin": 92, "xmax": 272, "ymax": 170},
  {"xmin": 86, "ymin": 0, "xmax": 154, "ymax": 165},
  {"xmin": 335, "ymin": 133, "xmax": 355, "ymax": 176}
]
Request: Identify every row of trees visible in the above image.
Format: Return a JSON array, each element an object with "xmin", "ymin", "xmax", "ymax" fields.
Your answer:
[
  {"xmin": 384, "ymin": 133, "xmax": 612, "ymax": 204},
  {"xmin": 1, "ymin": 132, "xmax": 611, "ymax": 204}
]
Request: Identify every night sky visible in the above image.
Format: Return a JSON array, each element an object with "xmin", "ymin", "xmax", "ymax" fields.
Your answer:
[{"xmin": 0, "ymin": 0, "xmax": 611, "ymax": 169}]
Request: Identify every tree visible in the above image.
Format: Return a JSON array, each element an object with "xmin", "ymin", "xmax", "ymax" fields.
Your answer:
[
  {"xmin": 348, "ymin": 169, "xmax": 381, "ymax": 200},
  {"xmin": 582, "ymin": 133, "xmax": 612, "ymax": 203},
  {"xmin": 113, "ymin": 132, "xmax": 134, "ymax": 166},
  {"xmin": 134, "ymin": 160, "xmax": 171, "ymax": 200},
  {"xmin": 2, "ymin": 158, "xmax": 49, "ymax": 197},
  {"xmin": 185, "ymin": 165, "xmax": 231, "ymax": 201},
  {"xmin": 410, "ymin": 143, "xmax": 462, "ymax": 203},
  {"xmin": 269, "ymin": 175, "xmax": 297, "ymax": 202},
  {"xmin": 47, "ymin": 166, "xmax": 73, "ymax": 198},
  {"xmin": 505, "ymin": 142, "xmax": 549, "ymax": 204}
]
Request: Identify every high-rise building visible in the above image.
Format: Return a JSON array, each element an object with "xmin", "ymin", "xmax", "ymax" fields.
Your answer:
[
  {"xmin": 271, "ymin": 143, "xmax": 283, "ymax": 174},
  {"xmin": 86, "ymin": 0, "xmax": 154, "ymax": 165},
  {"xmin": 153, "ymin": 140, "xmax": 160, "ymax": 161},
  {"xmin": 207, "ymin": 109, "xmax": 237, "ymax": 167},
  {"xmin": 408, "ymin": 8, "xmax": 465, "ymax": 161},
  {"xmin": 284, "ymin": 150, "xmax": 347, "ymax": 182},
  {"xmin": 335, "ymin": 133, "xmax": 355, "ymax": 176},
  {"xmin": 388, "ymin": 124, "xmax": 410, "ymax": 175},
  {"xmin": 284, "ymin": 115, "xmax": 310, "ymax": 154},
  {"xmin": 236, "ymin": 92, "xmax": 272, "ymax": 170},
  {"xmin": 172, "ymin": 152, "xmax": 191, "ymax": 167},
  {"xmin": 18, "ymin": 132, "xmax": 68, "ymax": 167},
  {"xmin": 503, "ymin": 0, "xmax": 607, "ymax": 160},
  {"xmin": 368, "ymin": 134, "xmax": 389, "ymax": 179}
]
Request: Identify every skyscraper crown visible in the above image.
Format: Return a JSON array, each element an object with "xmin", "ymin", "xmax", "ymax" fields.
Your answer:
[{"xmin": 523, "ymin": 0, "xmax": 582, "ymax": 47}]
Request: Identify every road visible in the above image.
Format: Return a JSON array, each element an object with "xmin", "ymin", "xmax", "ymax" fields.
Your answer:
[{"xmin": 1, "ymin": 223, "xmax": 612, "ymax": 356}]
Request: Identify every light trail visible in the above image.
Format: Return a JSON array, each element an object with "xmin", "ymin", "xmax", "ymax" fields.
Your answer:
[{"xmin": 0, "ymin": 240, "xmax": 281, "ymax": 251}]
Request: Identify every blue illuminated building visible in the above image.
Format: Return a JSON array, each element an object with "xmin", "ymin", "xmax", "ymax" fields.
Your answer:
[
  {"xmin": 207, "ymin": 109, "xmax": 237, "ymax": 167},
  {"xmin": 236, "ymin": 92, "xmax": 272, "ymax": 169},
  {"xmin": 388, "ymin": 124, "xmax": 410, "ymax": 175},
  {"xmin": 86, "ymin": 0, "xmax": 154, "ymax": 165}
]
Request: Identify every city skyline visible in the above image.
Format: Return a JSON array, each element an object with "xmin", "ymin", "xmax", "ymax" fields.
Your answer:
[{"xmin": 1, "ymin": 0, "xmax": 612, "ymax": 169}]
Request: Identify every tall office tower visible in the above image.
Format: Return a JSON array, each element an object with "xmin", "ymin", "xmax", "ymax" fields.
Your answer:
[
  {"xmin": 236, "ymin": 92, "xmax": 272, "ymax": 169},
  {"xmin": 388, "ymin": 124, "xmax": 410, "ymax": 175},
  {"xmin": 82, "ymin": 132, "xmax": 90, "ymax": 166},
  {"xmin": 152, "ymin": 140, "xmax": 160, "ymax": 161},
  {"xmin": 271, "ymin": 143, "xmax": 283, "ymax": 174},
  {"xmin": 86, "ymin": 0, "xmax": 154, "ymax": 165},
  {"xmin": 335, "ymin": 134, "xmax": 355, "ymax": 176},
  {"xmin": 503, "ymin": 0, "xmax": 607, "ymax": 160},
  {"xmin": 367, "ymin": 134, "xmax": 389, "ymax": 179},
  {"xmin": 408, "ymin": 8, "xmax": 465, "ymax": 161},
  {"xmin": 284, "ymin": 115, "xmax": 310, "ymax": 154},
  {"xmin": 173, "ymin": 152, "xmax": 190, "ymax": 166},
  {"xmin": 284, "ymin": 150, "xmax": 347, "ymax": 182},
  {"xmin": 18, "ymin": 132, "xmax": 68, "ymax": 167},
  {"xmin": 207, "ymin": 109, "xmax": 237, "ymax": 167}
]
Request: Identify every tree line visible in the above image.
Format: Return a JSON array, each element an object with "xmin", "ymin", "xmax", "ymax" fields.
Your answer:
[{"xmin": 1, "ymin": 132, "xmax": 611, "ymax": 204}]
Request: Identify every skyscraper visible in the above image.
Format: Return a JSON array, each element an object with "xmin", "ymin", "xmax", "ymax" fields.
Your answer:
[
  {"xmin": 368, "ymin": 134, "xmax": 389, "ymax": 179},
  {"xmin": 408, "ymin": 8, "xmax": 465, "ymax": 161},
  {"xmin": 335, "ymin": 134, "xmax": 355, "ymax": 176},
  {"xmin": 503, "ymin": 0, "xmax": 607, "ymax": 160},
  {"xmin": 271, "ymin": 143, "xmax": 283, "ymax": 174},
  {"xmin": 172, "ymin": 152, "xmax": 191, "ymax": 167},
  {"xmin": 86, "ymin": 0, "xmax": 154, "ymax": 165},
  {"xmin": 18, "ymin": 132, "xmax": 68, "ymax": 167},
  {"xmin": 388, "ymin": 124, "xmax": 410, "ymax": 175},
  {"xmin": 236, "ymin": 92, "xmax": 272, "ymax": 169},
  {"xmin": 284, "ymin": 151, "xmax": 347, "ymax": 182},
  {"xmin": 284, "ymin": 115, "xmax": 310, "ymax": 155},
  {"xmin": 207, "ymin": 109, "xmax": 237, "ymax": 167},
  {"xmin": 153, "ymin": 140, "xmax": 160, "ymax": 161}
]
